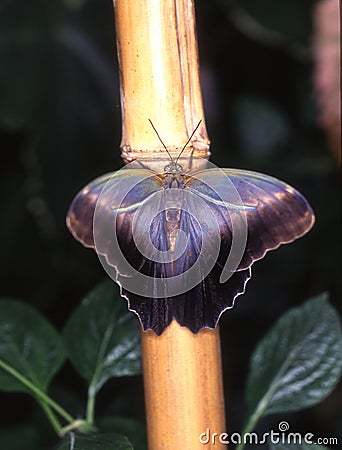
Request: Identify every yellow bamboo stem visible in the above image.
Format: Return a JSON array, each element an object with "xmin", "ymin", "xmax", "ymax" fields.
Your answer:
[
  {"xmin": 141, "ymin": 322, "xmax": 226, "ymax": 449},
  {"xmin": 113, "ymin": 1, "xmax": 226, "ymax": 449},
  {"xmin": 114, "ymin": 0, "xmax": 210, "ymax": 173}
]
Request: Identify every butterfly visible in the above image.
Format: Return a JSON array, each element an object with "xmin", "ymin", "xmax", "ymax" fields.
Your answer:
[{"xmin": 66, "ymin": 121, "xmax": 315, "ymax": 335}]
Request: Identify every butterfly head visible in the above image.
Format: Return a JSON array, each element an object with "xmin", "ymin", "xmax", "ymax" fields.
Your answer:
[
  {"xmin": 148, "ymin": 119, "xmax": 202, "ymax": 188},
  {"xmin": 163, "ymin": 162, "xmax": 185, "ymax": 189},
  {"xmin": 164, "ymin": 162, "xmax": 184, "ymax": 175}
]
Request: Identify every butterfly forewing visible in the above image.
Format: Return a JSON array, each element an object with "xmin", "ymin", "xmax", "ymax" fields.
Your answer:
[{"xmin": 187, "ymin": 168, "xmax": 314, "ymax": 271}]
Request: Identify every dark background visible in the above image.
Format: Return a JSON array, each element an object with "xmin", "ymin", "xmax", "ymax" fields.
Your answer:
[{"xmin": 0, "ymin": 0, "xmax": 340, "ymax": 448}]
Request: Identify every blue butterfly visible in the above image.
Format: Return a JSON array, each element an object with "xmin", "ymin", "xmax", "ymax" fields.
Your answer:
[{"xmin": 67, "ymin": 122, "xmax": 314, "ymax": 335}]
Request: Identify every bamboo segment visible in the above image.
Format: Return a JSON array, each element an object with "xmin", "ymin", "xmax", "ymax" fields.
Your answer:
[
  {"xmin": 113, "ymin": 1, "xmax": 226, "ymax": 449},
  {"xmin": 114, "ymin": 0, "xmax": 210, "ymax": 172},
  {"xmin": 141, "ymin": 322, "xmax": 226, "ymax": 450}
]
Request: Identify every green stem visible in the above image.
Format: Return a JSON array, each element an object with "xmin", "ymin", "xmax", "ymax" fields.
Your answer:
[
  {"xmin": 236, "ymin": 342, "xmax": 301, "ymax": 450},
  {"xmin": 0, "ymin": 359, "xmax": 74, "ymax": 424},
  {"xmin": 235, "ymin": 379, "xmax": 282, "ymax": 450},
  {"xmin": 86, "ymin": 385, "xmax": 96, "ymax": 425},
  {"xmin": 60, "ymin": 419, "xmax": 97, "ymax": 437},
  {"xmin": 85, "ymin": 309, "xmax": 117, "ymax": 425},
  {"xmin": 38, "ymin": 398, "xmax": 63, "ymax": 435},
  {"xmin": 235, "ymin": 402, "xmax": 266, "ymax": 450}
]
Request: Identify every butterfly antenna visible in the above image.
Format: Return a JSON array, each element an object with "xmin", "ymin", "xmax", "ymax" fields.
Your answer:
[
  {"xmin": 175, "ymin": 120, "xmax": 202, "ymax": 164},
  {"xmin": 148, "ymin": 119, "xmax": 173, "ymax": 163}
]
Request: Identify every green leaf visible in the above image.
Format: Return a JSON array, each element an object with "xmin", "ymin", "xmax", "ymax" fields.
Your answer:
[
  {"xmin": 247, "ymin": 293, "xmax": 342, "ymax": 416},
  {"xmin": 63, "ymin": 280, "xmax": 141, "ymax": 394},
  {"xmin": 55, "ymin": 433, "xmax": 133, "ymax": 450},
  {"xmin": 0, "ymin": 299, "xmax": 66, "ymax": 392},
  {"xmin": 97, "ymin": 416, "xmax": 147, "ymax": 450}
]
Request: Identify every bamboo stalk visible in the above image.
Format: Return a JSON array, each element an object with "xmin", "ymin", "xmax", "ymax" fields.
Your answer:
[
  {"xmin": 114, "ymin": 0, "xmax": 210, "ymax": 173},
  {"xmin": 114, "ymin": 1, "xmax": 226, "ymax": 448},
  {"xmin": 141, "ymin": 322, "xmax": 226, "ymax": 449}
]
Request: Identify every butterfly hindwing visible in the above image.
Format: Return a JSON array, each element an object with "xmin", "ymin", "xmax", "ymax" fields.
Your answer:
[{"xmin": 124, "ymin": 208, "xmax": 251, "ymax": 334}]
